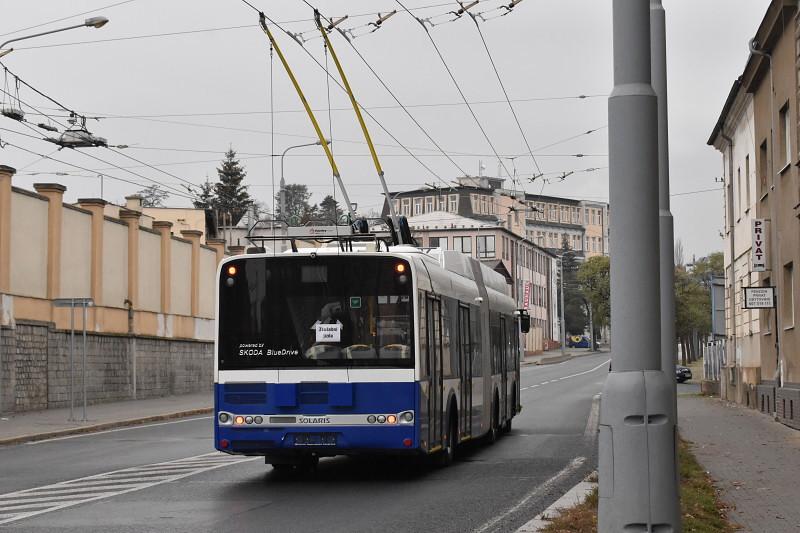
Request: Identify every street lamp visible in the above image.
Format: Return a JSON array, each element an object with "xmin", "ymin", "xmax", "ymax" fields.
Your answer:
[
  {"xmin": 279, "ymin": 139, "xmax": 330, "ymax": 222},
  {"xmin": 0, "ymin": 16, "xmax": 110, "ymax": 58}
]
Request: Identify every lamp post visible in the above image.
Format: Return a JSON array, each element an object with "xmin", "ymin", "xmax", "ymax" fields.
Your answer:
[
  {"xmin": 0, "ymin": 17, "xmax": 109, "ymax": 58},
  {"xmin": 280, "ymin": 139, "xmax": 329, "ymax": 223}
]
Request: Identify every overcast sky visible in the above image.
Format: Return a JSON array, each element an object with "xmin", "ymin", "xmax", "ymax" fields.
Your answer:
[{"xmin": 0, "ymin": 0, "xmax": 770, "ymax": 259}]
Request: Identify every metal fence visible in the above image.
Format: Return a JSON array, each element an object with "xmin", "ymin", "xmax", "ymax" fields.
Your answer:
[{"xmin": 702, "ymin": 339, "xmax": 726, "ymax": 381}]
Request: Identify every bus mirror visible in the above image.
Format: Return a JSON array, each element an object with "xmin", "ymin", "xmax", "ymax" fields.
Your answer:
[{"xmin": 518, "ymin": 310, "xmax": 531, "ymax": 333}]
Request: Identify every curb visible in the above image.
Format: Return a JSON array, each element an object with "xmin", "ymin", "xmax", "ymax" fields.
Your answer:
[
  {"xmin": 0, "ymin": 407, "xmax": 212, "ymax": 446},
  {"xmin": 516, "ymin": 478, "xmax": 598, "ymax": 532}
]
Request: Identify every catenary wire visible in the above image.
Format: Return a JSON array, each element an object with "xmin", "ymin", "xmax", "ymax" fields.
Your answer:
[
  {"xmin": 241, "ymin": 1, "xmax": 448, "ymax": 184},
  {"xmin": 466, "ymin": 12, "xmax": 541, "ymax": 180},
  {"xmin": 308, "ymin": 2, "xmax": 468, "ymax": 181},
  {"xmin": 392, "ymin": 0, "xmax": 514, "ymax": 180}
]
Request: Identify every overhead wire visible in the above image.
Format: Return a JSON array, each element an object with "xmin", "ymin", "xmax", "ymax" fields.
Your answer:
[
  {"xmin": 465, "ymin": 10, "xmax": 541, "ymax": 183},
  {"xmin": 40, "ymin": 93, "xmax": 604, "ymax": 119},
  {"xmin": 242, "ymin": 1, "xmax": 449, "ymax": 185},
  {"xmin": 307, "ymin": 2, "xmax": 468, "ymax": 183},
  {"xmin": 393, "ymin": 0, "xmax": 514, "ymax": 181}
]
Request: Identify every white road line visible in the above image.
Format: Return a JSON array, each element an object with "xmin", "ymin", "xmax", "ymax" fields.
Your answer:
[
  {"xmin": 472, "ymin": 456, "xmax": 587, "ymax": 533},
  {"xmin": 523, "ymin": 360, "xmax": 610, "ymax": 393},
  {"xmin": 24, "ymin": 416, "xmax": 213, "ymax": 446},
  {"xmin": 0, "ymin": 452, "xmax": 256, "ymax": 526}
]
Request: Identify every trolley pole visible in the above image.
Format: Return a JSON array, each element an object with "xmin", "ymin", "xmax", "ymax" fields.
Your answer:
[{"xmin": 599, "ymin": 1, "xmax": 680, "ymax": 531}]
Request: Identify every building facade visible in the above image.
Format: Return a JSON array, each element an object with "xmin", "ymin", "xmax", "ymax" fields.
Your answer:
[
  {"xmin": 709, "ymin": 80, "xmax": 761, "ymax": 405},
  {"xmin": 708, "ymin": 0, "xmax": 800, "ymax": 429}
]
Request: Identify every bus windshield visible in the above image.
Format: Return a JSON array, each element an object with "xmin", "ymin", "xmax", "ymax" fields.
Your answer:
[{"xmin": 218, "ymin": 256, "xmax": 414, "ymax": 369}]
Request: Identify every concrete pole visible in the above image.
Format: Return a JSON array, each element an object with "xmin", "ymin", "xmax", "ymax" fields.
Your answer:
[
  {"xmin": 559, "ymin": 257, "xmax": 566, "ymax": 355},
  {"xmin": 651, "ymin": 0, "xmax": 677, "ymax": 391},
  {"xmin": 599, "ymin": 1, "xmax": 680, "ymax": 531}
]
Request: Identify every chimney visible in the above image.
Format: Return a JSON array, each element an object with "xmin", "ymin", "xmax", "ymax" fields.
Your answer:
[{"xmin": 125, "ymin": 194, "xmax": 143, "ymax": 212}]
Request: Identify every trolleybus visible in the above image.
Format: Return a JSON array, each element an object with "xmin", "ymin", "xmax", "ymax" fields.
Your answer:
[{"xmin": 214, "ymin": 240, "xmax": 522, "ymax": 469}]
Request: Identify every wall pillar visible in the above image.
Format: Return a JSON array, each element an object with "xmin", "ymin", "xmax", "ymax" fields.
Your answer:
[
  {"xmin": 206, "ymin": 238, "xmax": 226, "ymax": 265},
  {"xmin": 119, "ymin": 209, "xmax": 141, "ymax": 332},
  {"xmin": 180, "ymin": 230, "xmax": 203, "ymax": 317},
  {"xmin": 152, "ymin": 221, "xmax": 173, "ymax": 315},
  {"xmin": 33, "ymin": 184, "xmax": 66, "ymax": 317},
  {"xmin": 77, "ymin": 198, "xmax": 107, "ymax": 330},
  {"xmin": 0, "ymin": 165, "xmax": 15, "ymax": 296}
]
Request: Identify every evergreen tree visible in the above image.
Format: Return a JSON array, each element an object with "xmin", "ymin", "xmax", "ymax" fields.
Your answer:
[
  {"xmin": 189, "ymin": 179, "xmax": 216, "ymax": 209},
  {"xmin": 137, "ymin": 184, "xmax": 169, "ymax": 208},
  {"xmin": 559, "ymin": 235, "xmax": 588, "ymax": 335},
  {"xmin": 214, "ymin": 148, "xmax": 251, "ymax": 225},
  {"xmin": 319, "ymin": 195, "xmax": 344, "ymax": 223},
  {"xmin": 276, "ymin": 183, "xmax": 312, "ymax": 225}
]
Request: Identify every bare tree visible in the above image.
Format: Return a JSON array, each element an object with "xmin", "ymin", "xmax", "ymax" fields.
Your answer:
[{"xmin": 674, "ymin": 239, "xmax": 685, "ymax": 268}]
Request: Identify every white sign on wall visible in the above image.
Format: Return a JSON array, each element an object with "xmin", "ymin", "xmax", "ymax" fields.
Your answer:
[
  {"xmin": 752, "ymin": 219, "xmax": 767, "ymax": 272},
  {"xmin": 743, "ymin": 287, "xmax": 776, "ymax": 309}
]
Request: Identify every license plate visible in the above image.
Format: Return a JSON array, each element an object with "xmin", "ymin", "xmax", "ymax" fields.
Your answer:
[{"xmin": 292, "ymin": 433, "xmax": 337, "ymax": 446}]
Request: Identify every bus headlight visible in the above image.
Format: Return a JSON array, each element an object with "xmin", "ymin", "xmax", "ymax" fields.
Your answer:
[{"xmin": 399, "ymin": 411, "xmax": 414, "ymax": 424}]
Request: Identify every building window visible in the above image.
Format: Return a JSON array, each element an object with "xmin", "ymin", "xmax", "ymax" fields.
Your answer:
[
  {"xmin": 736, "ymin": 167, "xmax": 742, "ymax": 219},
  {"xmin": 780, "ymin": 102, "xmax": 791, "ymax": 168},
  {"xmin": 784, "ymin": 263, "xmax": 794, "ymax": 329},
  {"xmin": 401, "ymin": 198, "xmax": 411, "ymax": 216},
  {"xmin": 449, "ymin": 194, "xmax": 458, "ymax": 213},
  {"xmin": 393, "ymin": 199, "xmax": 399, "ymax": 214},
  {"xmin": 744, "ymin": 155, "xmax": 750, "ymax": 213},
  {"xmin": 437, "ymin": 195, "xmax": 447, "ymax": 212},
  {"xmin": 425, "ymin": 196, "xmax": 434, "ymax": 213},
  {"xmin": 477, "ymin": 235, "xmax": 496, "ymax": 258},
  {"xmin": 430, "ymin": 236, "xmax": 448, "ymax": 250},
  {"xmin": 454, "ymin": 236, "xmax": 472, "ymax": 254},
  {"xmin": 584, "ymin": 207, "xmax": 589, "ymax": 224},
  {"xmin": 414, "ymin": 198, "xmax": 422, "ymax": 216},
  {"xmin": 759, "ymin": 140, "xmax": 768, "ymax": 196}
]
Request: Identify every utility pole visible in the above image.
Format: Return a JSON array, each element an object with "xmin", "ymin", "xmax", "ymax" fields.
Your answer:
[
  {"xmin": 599, "ymin": 1, "xmax": 680, "ymax": 531},
  {"xmin": 651, "ymin": 4, "xmax": 681, "ymax": 524},
  {"xmin": 559, "ymin": 256, "xmax": 566, "ymax": 355},
  {"xmin": 651, "ymin": 0, "xmax": 677, "ymax": 400}
]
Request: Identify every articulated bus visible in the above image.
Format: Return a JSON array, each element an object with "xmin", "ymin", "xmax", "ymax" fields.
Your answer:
[{"xmin": 214, "ymin": 244, "xmax": 522, "ymax": 469}]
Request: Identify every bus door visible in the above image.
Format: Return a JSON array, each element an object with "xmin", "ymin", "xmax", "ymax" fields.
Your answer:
[
  {"xmin": 427, "ymin": 296, "xmax": 443, "ymax": 450},
  {"xmin": 500, "ymin": 317, "xmax": 508, "ymax": 423},
  {"xmin": 458, "ymin": 305, "xmax": 472, "ymax": 438}
]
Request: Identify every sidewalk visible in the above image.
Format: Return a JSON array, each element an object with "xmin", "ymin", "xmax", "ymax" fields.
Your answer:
[
  {"xmin": 0, "ymin": 392, "xmax": 212, "ymax": 446},
  {"xmin": 522, "ymin": 346, "xmax": 606, "ymax": 366},
  {"xmin": 679, "ymin": 395, "xmax": 800, "ymax": 532}
]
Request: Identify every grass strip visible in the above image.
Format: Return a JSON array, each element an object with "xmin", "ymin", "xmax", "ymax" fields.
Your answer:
[{"xmin": 539, "ymin": 436, "xmax": 736, "ymax": 532}]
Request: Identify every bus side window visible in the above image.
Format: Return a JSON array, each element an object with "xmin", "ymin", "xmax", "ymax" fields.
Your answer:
[
  {"xmin": 419, "ymin": 290, "xmax": 427, "ymax": 378},
  {"xmin": 441, "ymin": 298, "xmax": 452, "ymax": 378},
  {"xmin": 471, "ymin": 305, "xmax": 481, "ymax": 377}
]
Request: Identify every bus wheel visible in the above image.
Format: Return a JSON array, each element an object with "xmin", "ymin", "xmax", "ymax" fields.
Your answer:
[
  {"xmin": 437, "ymin": 412, "xmax": 458, "ymax": 467},
  {"xmin": 487, "ymin": 397, "xmax": 499, "ymax": 444},
  {"xmin": 502, "ymin": 392, "xmax": 515, "ymax": 433}
]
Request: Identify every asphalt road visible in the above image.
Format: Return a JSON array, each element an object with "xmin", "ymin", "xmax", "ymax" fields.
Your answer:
[{"xmin": 0, "ymin": 353, "xmax": 610, "ymax": 533}]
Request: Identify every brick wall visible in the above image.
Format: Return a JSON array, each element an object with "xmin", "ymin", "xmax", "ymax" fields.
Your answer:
[{"xmin": 0, "ymin": 320, "xmax": 212, "ymax": 414}]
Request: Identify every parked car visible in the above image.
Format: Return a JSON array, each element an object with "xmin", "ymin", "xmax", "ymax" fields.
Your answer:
[
  {"xmin": 676, "ymin": 365, "xmax": 692, "ymax": 383},
  {"xmin": 567, "ymin": 335, "xmax": 589, "ymax": 348}
]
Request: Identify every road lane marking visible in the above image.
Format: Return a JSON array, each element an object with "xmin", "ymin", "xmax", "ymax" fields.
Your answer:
[
  {"xmin": 523, "ymin": 359, "xmax": 610, "ymax": 392},
  {"xmin": 0, "ymin": 452, "xmax": 256, "ymax": 526},
  {"xmin": 472, "ymin": 456, "xmax": 587, "ymax": 533}
]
